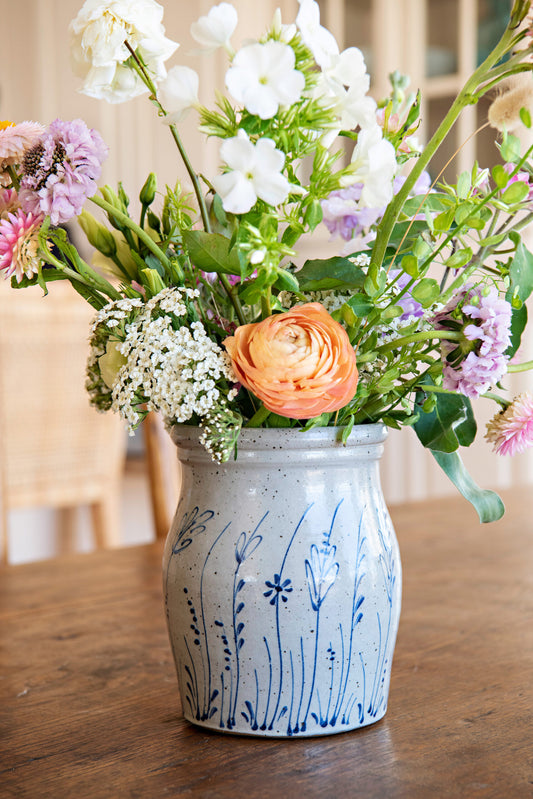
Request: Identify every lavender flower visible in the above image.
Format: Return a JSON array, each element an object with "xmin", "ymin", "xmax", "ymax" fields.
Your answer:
[
  {"xmin": 389, "ymin": 269, "xmax": 424, "ymax": 320},
  {"xmin": 321, "ymin": 184, "xmax": 381, "ymax": 242},
  {"xmin": 321, "ymin": 171, "xmax": 432, "ymax": 245},
  {"xmin": 434, "ymin": 286, "xmax": 512, "ymax": 398},
  {"xmin": 19, "ymin": 119, "xmax": 108, "ymax": 225}
]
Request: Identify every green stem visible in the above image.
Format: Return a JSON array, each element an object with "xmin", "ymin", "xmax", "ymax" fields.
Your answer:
[
  {"xmin": 376, "ymin": 329, "xmax": 463, "ymax": 354},
  {"xmin": 245, "ymin": 404, "xmax": 271, "ymax": 427},
  {"xmin": 90, "ymin": 195, "xmax": 175, "ymax": 276},
  {"xmin": 507, "ymin": 359, "xmax": 533, "ymax": 373},
  {"xmin": 482, "ymin": 390, "xmax": 511, "ymax": 407},
  {"xmin": 39, "ymin": 243, "xmax": 121, "ymax": 301},
  {"xmin": 124, "ymin": 41, "xmax": 245, "ymax": 325},
  {"xmin": 371, "ymin": 24, "xmax": 517, "ymax": 272},
  {"xmin": 7, "ymin": 165, "xmax": 19, "ymax": 191}
]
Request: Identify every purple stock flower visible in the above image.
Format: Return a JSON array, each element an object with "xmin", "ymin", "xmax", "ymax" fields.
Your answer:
[
  {"xmin": 434, "ymin": 286, "xmax": 512, "ymax": 398},
  {"xmin": 19, "ymin": 119, "xmax": 108, "ymax": 225}
]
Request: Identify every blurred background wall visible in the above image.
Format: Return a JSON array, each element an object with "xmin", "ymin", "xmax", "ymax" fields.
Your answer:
[{"xmin": 1, "ymin": 0, "xmax": 531, "ymax": 561}]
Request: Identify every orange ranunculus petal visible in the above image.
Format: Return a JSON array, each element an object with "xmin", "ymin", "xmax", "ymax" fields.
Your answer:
[{"xmin": 223, "ymin": 302, "xmax": 358, "ymax": 418}]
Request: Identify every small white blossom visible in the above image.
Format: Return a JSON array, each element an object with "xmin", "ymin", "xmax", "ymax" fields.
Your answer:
[
  {"xmin": 212, "ymin": 129, "xmax": 291, "ymax": 214},
  {"xmin": 347, "ymin": 126, "xmax": 397, "ymax": 208},
  {"xmin": 271, "ymin": 8, "xmax": 297, "ymax": 43},
  {"xmin": 190, "ymin": 2, "xmax": 238, "ymax": 54},
  {"xmin": 69, "ymin": 0, "xmax": 178, "ymax": 103},
  {"xmin": 226, "ymin": 41, "xmax": 305, "ymax": 120},
  {"xmin": 158, "ymin": 65, "xmax": 199, "ymax": 124},
  {"xmin": 296, "ymin": 0, "xmax": 339, "ymax": 69}
]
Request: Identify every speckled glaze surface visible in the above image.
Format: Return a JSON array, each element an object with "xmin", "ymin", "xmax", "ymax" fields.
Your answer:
[{"xmin": 162, "ymin": 424, "xmax": 401, "ymax": 737}]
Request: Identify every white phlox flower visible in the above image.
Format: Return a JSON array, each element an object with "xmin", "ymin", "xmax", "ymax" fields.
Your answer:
[
  {"xmin": 348, "ymin": 125, "xmax": 398, "ymax": 208},
  {"xmin": 158, "ymin": 65, "xmax": 199, "ymax": 123},
  {"xmin": 315, "ymin": 47, "xmax": 377, "ymax": 145},
  {"xmin": 225, "ymin": 40, "xmax": 305, "ymax": 120},
  {"xmin": 212, "ymin": 129, "xmax": 291, "ymax": 214},
  {"xmin": 69, "ymin": 0, "xmax": 178, "ymax": 103},
  {"xmin": 190, "ymin": 2, "xmax": 238, "ymax": 54},
  {"xmin": 296, "ymin": 0, "xmax": 339, "ymax": 69}
]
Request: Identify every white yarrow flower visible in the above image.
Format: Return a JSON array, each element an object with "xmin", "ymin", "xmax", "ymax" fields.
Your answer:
[
  {"xmin": 296, "ymin": 0, "xmax": 339, "ymax": 69},
  {"xmin": 348, "ymin": 126, "xmax": 397, "ymax": 208},
  {"xmin": 69, "ymin": 0, "xmax": 178, "ymax": 103},
  {"xmin": 212, "ymin": 129, "xmax": 291, "ymax": 214},
  {"xmin": 158, "ymin": 65, "xmax": 199, "ymax": 123},
  {"xmin": 190, "ymin": 2, "xmax": 238, "ymax": 54},
  {"xmin": 225, "ymin": 41, "xmax": 305, "ymax": 120}
]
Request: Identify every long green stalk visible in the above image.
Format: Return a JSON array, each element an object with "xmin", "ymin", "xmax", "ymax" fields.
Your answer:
[{"xmin": 371, "ymin": 23, "xmax": 521, "ymax": 272}]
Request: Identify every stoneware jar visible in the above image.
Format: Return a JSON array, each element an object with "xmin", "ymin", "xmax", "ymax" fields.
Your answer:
[{"xmin": 162, "ymin": 423, "xmax": 401, "ymax": 737}]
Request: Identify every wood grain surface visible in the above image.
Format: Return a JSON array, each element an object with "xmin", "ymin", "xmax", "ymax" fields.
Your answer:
[{"xmin": 1, "ymin": 490, "xmax": 532, "ymax": 799}]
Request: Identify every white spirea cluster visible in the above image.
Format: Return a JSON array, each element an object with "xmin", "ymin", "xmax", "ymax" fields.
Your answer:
[{"xmin": 109, "ymin": 288, "xmax": 237, "ymax": 429}]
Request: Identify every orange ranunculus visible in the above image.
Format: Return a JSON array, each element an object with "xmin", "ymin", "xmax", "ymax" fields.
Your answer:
[{"xmin": 223, "ymin": 302, "xmax": 359, "ymax": 418}]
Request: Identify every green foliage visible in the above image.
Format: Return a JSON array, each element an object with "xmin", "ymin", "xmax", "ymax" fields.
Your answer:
[
  {"xmin": 414, "ymin": 388, "xmax": 476, "ymax": 452},
  {"xmin": 431, "ymin": 451, "xmax": 505, "ymax": 523}
]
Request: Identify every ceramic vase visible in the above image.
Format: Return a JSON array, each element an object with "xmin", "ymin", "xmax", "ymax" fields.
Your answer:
[{"xmin": 162, "ymin": 423, "xmax": 401, "ymax": 737}]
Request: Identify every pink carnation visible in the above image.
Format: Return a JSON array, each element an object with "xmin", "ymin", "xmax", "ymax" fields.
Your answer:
[{"xmin": 485, "ymin": 392, "xmax": 533, "ymax": 456}]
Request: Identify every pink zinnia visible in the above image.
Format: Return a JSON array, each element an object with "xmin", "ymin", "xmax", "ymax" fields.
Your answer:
[
  {"xmin": 0, "ymin": 120, "xmax": 44, "ymax": 184},
  {"xmin": 0, "ymin": 209, "xmax": 44, "ymax": 283},
  {"xmin": 485, "ymin": 392, "xmax": 533, "ymax": 456}
]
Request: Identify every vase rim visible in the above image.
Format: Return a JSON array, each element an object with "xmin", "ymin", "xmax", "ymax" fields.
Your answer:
[{"xmin": 171, "ymin": 422, "xmax": 388, "ymax": 451}]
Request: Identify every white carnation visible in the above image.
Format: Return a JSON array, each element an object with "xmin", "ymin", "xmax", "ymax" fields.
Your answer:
[{"xmin": 69, "ymin": 0, "xmax": 178, "ymax": 103}]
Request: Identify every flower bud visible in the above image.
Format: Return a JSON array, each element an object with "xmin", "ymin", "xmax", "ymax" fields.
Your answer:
[
  {"xmin": 78, "ymin": 209, "xmax": 117, "ymax": 258},
  {"xmin": 140, "ymin": 172, "xmax": 157, "ymax": 207},
  {"xmin": 141, "ymin": 267, "xmax": 166, "ymax": 295}
]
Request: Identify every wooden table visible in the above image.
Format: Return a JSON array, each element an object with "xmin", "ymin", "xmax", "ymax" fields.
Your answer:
[{"xmin": 1, "ymin": 491, "xmax": 533, "ymax": 799}]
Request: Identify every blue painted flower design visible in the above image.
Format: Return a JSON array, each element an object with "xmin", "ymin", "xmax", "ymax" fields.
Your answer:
[{"xmin": 264, "ymin": 574, "xmax": 293, "ymax": 606}]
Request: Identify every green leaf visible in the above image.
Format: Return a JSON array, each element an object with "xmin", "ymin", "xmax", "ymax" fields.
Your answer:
[
  {"xmin": 501, "ymin": 132, "xmax": 521, "ymax": 163},
  {"xmin": 401, "ymin": 254, "xmax": 419, "ymax": 277},
  {"xmin": 410, "ymin": 278, "xmax": 440, "ymax": 307},
  {"xmin": 183, "ymin": 230, "xmax": 240, "ymax": 274},
  {"xmin": 296, "ymin": 256, "xmax": 366, "ymax": 291},
  {"xmin": 501, "ymin": 181, "xmax": 530, "ymax": 205},
  {"xmin": 433, "ymin": 207, "xmax": 455, "ymax": 232},
  {"xmin": 445, "ymin": 247, "xmax": 473, "ymax": 270},
  {"xmin": 431, "ymin": 451, "xmax": 505, "ymax": 523},
  {"xmin": 507, "ymin": 235, "xmax": 533, "ymax": 304},
  {"xmin": 347, "ymin": 294, "xmax": 374, "ymax": 317},
  {"xmin": 491, "ymin": 164, "xmax": 509, "ymax": 189},
  {"xmin": 456, "ymin": 170, "xmax": 471, "ymax": 200},
  {"xmin": 414, "ymin": 389, "xmax": 476, "ymax": 452},
  {"xmin": 507, "ymin": 303, "xmax": 528, "ymax": 358},
  {"xmin": 520, "ymin": 106, "xmax": 532, "ymax": 128},
  {"xmin": 274, "ymin": 269, "xmax": 299, "ymax": 293}
]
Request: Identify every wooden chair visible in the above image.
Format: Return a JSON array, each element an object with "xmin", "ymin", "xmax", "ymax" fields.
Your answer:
[
  {"xmin": 0, "ymin": 280, "xmax": 127, "ymax": 564},
  {"xmin": 143, "ymin": 412, "xmax": 181, "ymax": 540}
]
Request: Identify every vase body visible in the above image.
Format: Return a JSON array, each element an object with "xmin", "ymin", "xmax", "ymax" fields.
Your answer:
[{"xmin": 163, "ymin": 424, "xmax": 401, "ymax": 738}]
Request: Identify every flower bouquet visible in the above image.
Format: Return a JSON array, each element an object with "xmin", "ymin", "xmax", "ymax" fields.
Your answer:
[{"xmin": 2, "ymin": 0, "xmax": 533, "ymax": 523}]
